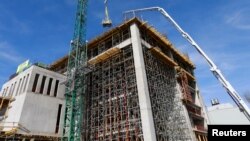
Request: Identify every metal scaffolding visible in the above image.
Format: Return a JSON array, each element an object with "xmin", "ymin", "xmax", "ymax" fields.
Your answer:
[
  {"xmin": 86, "ymin": 45, "xmax": 143, "ymax": 141},
  {"xmin": 143, "ymin": 45, "xmax": 192, "ymax": 141},
  {"xmin": 75, "ymin": 18, "xmax": 208, "ymax": 141}
]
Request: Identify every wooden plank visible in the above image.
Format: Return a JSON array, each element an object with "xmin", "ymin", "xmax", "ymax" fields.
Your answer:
[
  {"xmin": 150, "ymin": 47, "xmax": 178, "ymax": 67},
  {"xmin": 88, "ymin": 47, "xmax": 121, "ymax": 65}
]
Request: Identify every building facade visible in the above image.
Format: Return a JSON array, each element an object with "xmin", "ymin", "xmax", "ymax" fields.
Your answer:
[
  {"xmin": 80, "ymin": 18, "xmax": 209, "ymax": 141},
  {"xmin": 0, "ymin": 64, "xmax": 66, "ymax": 140},
  {"xmin": 62, "ymin": 18, "xmax": 208, "ymax": 141}
]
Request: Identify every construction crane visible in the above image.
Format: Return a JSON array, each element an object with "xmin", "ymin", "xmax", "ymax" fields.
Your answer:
[
  {"xmin": 102, "ymin": 0, "xmax": 112, "ymax": 27},
  {"xmin": 62, "ymin": 0, "xmax": 88, "ymax": 141},
  {"xmin": 124, "ymin": 7, "xmax": 250, "ymax": 121}
]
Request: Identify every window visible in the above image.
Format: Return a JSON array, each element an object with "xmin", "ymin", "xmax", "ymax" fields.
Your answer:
[
  {"xmin": 32, "ymin": 74, "xmax": 40, "ymax": 92},
  {"xmin": 40, "ymin": 76, "xmax": 46, "ymax": 94},
  {"xmin": 54, "ymin": 80, "xmax": 59, "ymax": 97},
  {"xmin": 47, "ymin": 78, "xmax": 53, "ymax": 95},
  {"xmin": 55, "ymin": 104, "xmax": 62, "ymax": 133}
]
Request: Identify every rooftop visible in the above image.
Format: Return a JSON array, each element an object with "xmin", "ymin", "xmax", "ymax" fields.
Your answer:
[{"xmin": 49, "ymin": 18, "xmax": 195, "ymax": 70}]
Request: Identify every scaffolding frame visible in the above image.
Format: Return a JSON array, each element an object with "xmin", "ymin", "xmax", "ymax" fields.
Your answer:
[{"xmin": 86, "ymin": 45, "xmax": 143, "ymax": 141}]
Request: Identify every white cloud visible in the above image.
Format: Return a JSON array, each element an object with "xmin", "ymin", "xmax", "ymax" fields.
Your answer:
[
  {"xmin": 0, "ymin": 4, "xmax": 31, "ymax": 35},
  {"xmin": 225, "ymin": 8, "xmax": 250, "ymax": 30},
  {"xmin": 0, "ymin": 41, "xmax": 25, "ymax": 63}
]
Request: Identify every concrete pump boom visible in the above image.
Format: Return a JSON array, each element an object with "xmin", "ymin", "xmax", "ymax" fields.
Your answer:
[{"xmin": 124, "ymin": 7, "xmax": 250, "ymax": 121}]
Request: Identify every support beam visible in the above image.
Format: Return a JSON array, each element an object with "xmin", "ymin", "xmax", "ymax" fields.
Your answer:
[{"xmin": 130, "ymin": 23, "xmax": 157, "ymax": 141}]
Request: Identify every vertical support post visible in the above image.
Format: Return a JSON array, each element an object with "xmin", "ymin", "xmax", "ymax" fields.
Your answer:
[
  {"xmin": 35, "ymin": 76, "xmax": 42, "ymax": 93},
  {"xmin": 50, "ymin": 80, "xmax": 56, "ymax": 96},
  {"xmin": 43, "ymin": 77, "xmax": 50, "ymax": 95},
  {"xmin": 130, "ymin": 23, "xmax": 157, "ymax": 141}
]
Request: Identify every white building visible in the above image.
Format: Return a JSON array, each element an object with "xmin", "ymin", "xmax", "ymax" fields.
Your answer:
[
  {"xmin": 0, "ymin": 64, "xmax": 66, "ymax": 139},
  {"xmin": 207, "ymin": 102, "xmax": 250, "ymax": 125}
]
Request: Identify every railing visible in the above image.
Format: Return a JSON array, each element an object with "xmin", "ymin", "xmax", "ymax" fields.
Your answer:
[
  {"xmin": 186, "ymin": 106, "xmax": 201, "ymax": 116},
  {"xmin": 0, "ymin": 122, "xmax": 30, "ymax": 133},
  {"xmin": 194, "ymin": 125, "xmax": 207, "ymax": 132}
]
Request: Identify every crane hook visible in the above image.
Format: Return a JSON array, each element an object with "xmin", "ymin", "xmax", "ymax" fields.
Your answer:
[{"xmin": 102, "ymin": 0, "xmax": 112, "ymax": 27}]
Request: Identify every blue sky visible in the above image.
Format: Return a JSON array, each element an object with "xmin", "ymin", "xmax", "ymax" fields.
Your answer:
[{"xmin": 0, "ymin": 0, "xmax": 250, "ymax": 107}]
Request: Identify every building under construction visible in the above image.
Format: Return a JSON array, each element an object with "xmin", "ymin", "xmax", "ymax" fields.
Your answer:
[
  {"xmin": 0, "ymin": 18, "xmax": 209, "ymax": 141},
  {"xmin": 52, "ymin": 18, "xmax": 209, "ymax": 141}
]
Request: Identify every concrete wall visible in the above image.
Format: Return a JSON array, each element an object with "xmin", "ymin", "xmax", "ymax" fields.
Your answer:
[
  {"xmin": 19, "ymin": 92, "xmax": 65, "ymax": 135},
  {"xmin": 1, "ymin": 67, "xmax": 32, "ymax": 97},
  {"xmin": 1, "ymin": 66, "xmax": 65, "ymax": 99},
  {"xmin": 26, "ymin": 66, "xmax": 65, "ymax": 99},
  {"xmin": 1, "ymin": 65, "xmax": 66, "ymax": 136},
  {"xmin": 3, "ymin": 93, "xmax": 27, "ymax": 131}
]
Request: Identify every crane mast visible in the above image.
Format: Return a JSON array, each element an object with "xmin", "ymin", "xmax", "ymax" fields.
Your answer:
[
  {"xmin": 62, "ymin": 0, "xmax": 88, "ymax": 141},
  {"xmin": 124, "ymin": 7, "xmax": 250, "ymax": 121}
]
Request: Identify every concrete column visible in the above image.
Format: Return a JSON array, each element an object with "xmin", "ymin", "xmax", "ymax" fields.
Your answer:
[
  {"xmin": 22, "ymin": 74, "xmax": 30, "ymax": 93},
  {"xmin": 4, "ymin": 87, "xmax": 9, "ymax": 97},
  {"xmin": 43, "ymin": 77, "xmax": 50, "ymax": 95},
  {"xmin": 8, "ymin": 84, "xmax": 13, "ymax": 96},
  {"xmin": 130, "ymin": 23, "xmax": 157, "ymax": 141},
  {"xmin": 26, "ymin": 73, "xmax": 35, "ymax": 93},
  {"xmin": 50, "ymin": 79, "xmax": 56, "ymax": 96},
  {"xmin": 19, "ymin": 76, "xmax": 25, "ymax": 95},
  {"xmin": 15, "ymin": 79, "xmax": 22, "ymax": 96},
  {"xmin": 35, "ymin": 75, "xmax": 43, "ymax": 93},
  {"xmin": 57, "ymin": 81, "xmax": 65, "ymax": 98}
]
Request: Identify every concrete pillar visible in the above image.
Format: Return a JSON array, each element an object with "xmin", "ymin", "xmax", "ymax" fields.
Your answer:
[
  {"xmin": 22, "ymin": 74, "xmax": 30, "ymax": 93},
  {"xmin": 4, "ymin": 87, "xmax": 9, "ymax": 97},
  {"xmin": 8, "ymin": 84, "xmax": 13, "ymax": 97},
  {"xmin": 19, "ymin": 76, "xmax": 25, "ymax": 95},
  {"xmin": 43, "ymin": 77, "xmax": 50, "ymax": 95},
  {"xmin": 130, "ymin": 23, "xmax": 157, "ymax": 141},
  {"xmin": 26, "ymin": 73, "xmax": 35, "ymax": 93},
  {"xmin": 50, "ymin": 79, "xmax": 56, "ymax": 96},
  {"xmin": 15, "ymin": 79, "xmax": 22, "ymax": 96},
  {"xmin": 35, "ymin": 75, "xmax": 43, "ymax": 93},
  {"xmin": 57, "ymin": 81, "xmax": 65, "ymax": 99}
]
